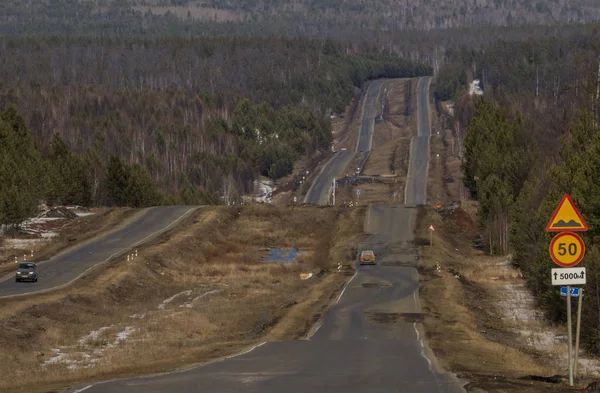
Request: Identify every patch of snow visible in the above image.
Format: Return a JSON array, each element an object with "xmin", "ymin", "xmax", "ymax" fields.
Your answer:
[
  {"xmin": 180, "ymin": 289, "xmax": 221, "ymax": 308},
  {"xmin": 497, "ymin": 282, "xmax": 600, "ymax": 377},
  {"xmin": 577, "ymin": 358, "xmax": 600, "ymax": 377},
  {"xmin": 40, "ymin": 231, "xmax": 59, "ymax": 239},
  {"xmin": 75, "ymin": 212, "xmax": 95, "ymax": 217},
  {"xmin": 115, "ymin": 326, "xmax": 136, "ymax": 342},
  {"xmin": 78, "ymin": 326, "xmax": 112, "ymax": 345},
  {"xmin": 44, "ymin": 325, "xmax": 138, "ymax": 370},
  {"xmin": 469, "ymin": 79, "xmax": 484, "ymax": 96},
  {"xmin": 4, "ymin": 238, "xmax": 43, "ymax": 247},
  {"xmin": 158, "ymin": 290, "xmax": 192, "ymax": 310},
  {"xmin": 129, "ymin": 313, "xmax": 146, "ymax": 319},
  {"xmin": 253, "ymin": 179, "xmax": 275, "ymax": 204}
]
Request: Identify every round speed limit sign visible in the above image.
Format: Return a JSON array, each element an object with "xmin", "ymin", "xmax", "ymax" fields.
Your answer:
[{"xmin": 549, "ymin": 232, "xmax": 585, "ymax": 267}]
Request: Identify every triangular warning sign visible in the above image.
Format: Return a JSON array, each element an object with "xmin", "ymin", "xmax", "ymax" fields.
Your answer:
[{"xmin": 546, "ymin": 194, "xmax": 588, "ymax": 232}]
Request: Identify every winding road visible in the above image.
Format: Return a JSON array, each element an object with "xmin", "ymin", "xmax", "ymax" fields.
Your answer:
[
  {"xmin": 304, "ymin": 80, "xmax": 384, "ymax": 205},
  {"xmin": 0, "ymin": 206, "xmax": 197, "ymax": 298},
  {"xmin": 70, "ymin": 76, "xmax": 465, "ymax": 393}
]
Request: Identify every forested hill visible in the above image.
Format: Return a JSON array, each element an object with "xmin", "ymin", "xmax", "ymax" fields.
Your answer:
[
  {"xmin": 0, "ymin": 37, "xmax": 430, "ymax": 219},
  {"xmin": 1, "ymin": 0, "xmax": 599, "ymax": 38}
]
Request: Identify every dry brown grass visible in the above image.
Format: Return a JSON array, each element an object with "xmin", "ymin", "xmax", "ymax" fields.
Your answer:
[
  {"xmin": 0, "ymin": 205, "xmax": 363, "ymax": 393},
  {"xmin": 417, "ymin": 206, "xmax": 557, "ymax": 380},
  {"xmin": 0, "ymin": 208, "xmax": 138, "ymax": 279}
]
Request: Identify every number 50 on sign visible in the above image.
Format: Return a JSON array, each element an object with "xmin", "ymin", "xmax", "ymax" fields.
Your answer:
[{"xmin": 549, "ymin": 232, "xmax": 585, "ymax": 267}]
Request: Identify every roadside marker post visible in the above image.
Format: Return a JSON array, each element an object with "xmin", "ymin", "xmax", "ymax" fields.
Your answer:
[
  {"xmin": 332, "ymin": 178, "xmax": 336, "ymax": 206},
  {"xmin": 428, "ymin": 225, "xmax": 435, "ymax": 246},
  {"xmin": 356, "ymin": 189, "xmax": 360, "ymax": 205},
  {"xmin": 546, "ymin": 194, "xmax": 588, "ymax": 386}
]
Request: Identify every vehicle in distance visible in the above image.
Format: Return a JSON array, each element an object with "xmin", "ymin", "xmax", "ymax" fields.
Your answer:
[
  {"xmin": 359, "ymin": 250, "xmax": 376, "ymax": 265},
  {"xmin": 16, "ymin": 262, "xmax": 38, "ymax": 282}
]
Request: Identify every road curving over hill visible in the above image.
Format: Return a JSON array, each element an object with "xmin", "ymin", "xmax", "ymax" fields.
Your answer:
[
  {"xmin": 304, "ymin": 80, "xmax": 384, "ymax": 205},
  {"xmin": 0, "ymin": 206, "xmax": 197, "ymax": 299}
]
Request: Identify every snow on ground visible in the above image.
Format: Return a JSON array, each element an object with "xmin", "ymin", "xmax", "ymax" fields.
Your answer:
[
  {"xmin": 496, "ymin": 281, "xmax": 600, "ymax": 376},
  {"xmin": 1, "ymin": 206, "xmax": 96, "ymax": 259},
  {"xmin": 42, "ymin": 286, "xmax": 223, "ymax": 370},
  {"xmin": 253, "ymin": 178, "xmax": 275, "ymax": 204},
  {"xmin": 159, "ymin": 287, "xmax": 223, "ymax": 309},
  {"xmin": 44, "ymin": 325, "xmax": 137, "ymax": 370},
  {"xmin": 158, "ymin": 290, "xmax": 192, "ymax": 310}
]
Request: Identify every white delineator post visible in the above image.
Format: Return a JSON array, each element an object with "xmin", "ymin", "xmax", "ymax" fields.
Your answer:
[{"xmin": 332, "ymin": 178, "xmax": 336, "ymax": 206}]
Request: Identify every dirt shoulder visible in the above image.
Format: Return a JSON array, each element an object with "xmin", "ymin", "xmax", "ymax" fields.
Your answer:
[{"xmin": 0, "ymin": 205, "xmax": 363, "ymax": 393}]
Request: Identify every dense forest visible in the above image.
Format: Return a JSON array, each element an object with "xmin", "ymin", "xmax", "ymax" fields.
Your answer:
[
  {"xmin": 0, "ymin": 37, "xmax": 430, "ymax": 219},
  {"xmin": 453, "ymin": 34, "xmax": 600, "ymax": 353},
  {"xmin": 1, "ymin": 0, "xmax": 599, "ymax": 37}
]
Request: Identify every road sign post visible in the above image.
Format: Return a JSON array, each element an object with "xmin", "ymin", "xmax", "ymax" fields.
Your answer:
[
  {"xmin": 546, "ymin": 194, "xmax": 588, "ymax": 387},
  {"xmin": 567, "ymin": 286, "xmax": 573, "ymax": 387},
  {"xmin": 574, "ymin": 288, "xmax": 584, "ymax": 380}
]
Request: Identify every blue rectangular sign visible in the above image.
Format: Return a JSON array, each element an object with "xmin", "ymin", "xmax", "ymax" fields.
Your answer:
[{"xmin": 560, "ymin": 286, "xmax": 580, "ymax": 297}]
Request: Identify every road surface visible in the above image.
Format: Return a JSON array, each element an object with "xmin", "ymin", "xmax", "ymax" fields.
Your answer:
[
  {"xmin": 404, "ymin": 77, "xmax": 432, "ymax": 206},
  {"xmin": 71, "ymin": 206, "xmax": 464, "ymax": 393},
  {"xmin": 69, "ymin": 77, "xmax": 465, "ymax": 393},
  {"xmin": 356, "ymin": 79, "xmax": 384, "ymax": 153},
  {"xmin": 304, "ymin": 80, "xmax": 384, "ymax": 205},
  {"xmin": 0, "ymin": 206, "xmax": 196, "ymax": 298}
]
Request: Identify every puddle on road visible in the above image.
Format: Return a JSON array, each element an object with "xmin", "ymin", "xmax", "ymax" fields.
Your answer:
[
  {"xmin": 379, "ymin": 261, "xmax": 415, "ymax": 267},
  {"xmin": 367, "ymin": 312, "xmax": 424, "ymax": 323},
  {"xmin": 361, "ymin": 282, "xmax": 391, "ymax": 288}
]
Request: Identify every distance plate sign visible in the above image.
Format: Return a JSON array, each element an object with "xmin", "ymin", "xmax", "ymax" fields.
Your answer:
[
  {"xmin": 551, "ymin": 267, "xmax": 586, "ymax": 286},
  {"xmin": 549, "ymin": 232, "xmax": 585, "ymax": 267}
]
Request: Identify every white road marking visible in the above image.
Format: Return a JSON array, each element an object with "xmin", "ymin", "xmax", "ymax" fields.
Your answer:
[
  {"xmin": 336, "ymin": 271, "xmax": 358, "ymax": 304},
  {"xmin": 307, "ymin": 271, "xmax": 358, "ymax": 340},
  {"xmin": 67, "ymin": 341, "xmax": 268, "ymax": 392}
]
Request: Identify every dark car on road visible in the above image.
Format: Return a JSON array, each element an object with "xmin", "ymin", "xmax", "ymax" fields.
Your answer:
[{"xmin": 15, "ymin": 262, "xmax": 38, "ymax": 282}]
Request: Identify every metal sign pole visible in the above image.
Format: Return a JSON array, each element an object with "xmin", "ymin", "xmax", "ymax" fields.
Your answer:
[
  {"xmin": 567, "ymin": 285, "xmax": 573, "ymax": 386},
  {"xmin": 574, "ymin": 288, "xmax": 584, "ymax": 380}
]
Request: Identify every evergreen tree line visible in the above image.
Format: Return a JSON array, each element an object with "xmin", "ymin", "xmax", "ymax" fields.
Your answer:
[
  {"xmin": 0, "ymin": 103, "xmax": 162, "ymax": 227},
  {"xmin": 458, "ymin": 58, "xmax": 600, "ymax": 353}
]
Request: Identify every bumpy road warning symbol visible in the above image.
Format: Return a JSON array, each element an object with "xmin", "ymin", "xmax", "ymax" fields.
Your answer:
[{"xmin": 546, "ymin": 194, "xmax": 588, "ymax": 232}]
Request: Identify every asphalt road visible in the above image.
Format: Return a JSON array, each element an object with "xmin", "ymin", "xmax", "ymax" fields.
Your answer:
[
  {"xmin": 72, "ymin": 205, "xmax": 464, "ymax": 393},
  {"xmin": 70, "ymin": 77, "xmax": 465, "ymax": 393},
  {"xmin": 357, "ymin": 79, "xmax": 384, "ymax": 153},
  {"xmin": 304, "ymin": 80, "xmax": 384, "ymax": 205},
  {"xmin": 304, "ymin": 150, "xmax": 354, "ymax": 205},
  {"xmin": 0, "ymin": 206, "xmax": 196, "ymax": 298},
  {"xmin": 404, "ymin": 77, "xmax": 432, "ymax": 206}
]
